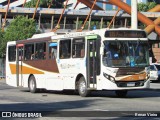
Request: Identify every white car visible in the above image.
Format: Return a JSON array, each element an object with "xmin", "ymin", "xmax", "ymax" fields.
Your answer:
[{"xmin": 149, "ymin": 64, "xmax": 160, "ymax": 81}]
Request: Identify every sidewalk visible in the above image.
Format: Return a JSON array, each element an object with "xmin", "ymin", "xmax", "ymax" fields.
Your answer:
[
  {"xmin": 0, "ymin": 79, "xmax": 5, "ymax": 82},
  {"xmin": 0, "ymin": 78, "xmax": 5, "ymax": 80},
  {"xmin": 0, "ymin": 77, "xmax": 5, "ymax": 80}
]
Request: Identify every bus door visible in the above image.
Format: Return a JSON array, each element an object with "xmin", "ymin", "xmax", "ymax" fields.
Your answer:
[
  {"xmin": 16, "ymin": 44, "xmax": 24, "ymax": 87},
  {"xmin": 86, "ymin": 35, "xmax": 100, "ymax": 89}
]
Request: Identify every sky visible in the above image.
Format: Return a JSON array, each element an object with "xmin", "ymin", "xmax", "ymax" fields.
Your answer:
[
  {"xmin": 137, "ymin": 0, "xmax": 147, "ymax": 3},
  {"xmin": 105, "ymin": 0, "xmax": 131, "ymax": 10}
]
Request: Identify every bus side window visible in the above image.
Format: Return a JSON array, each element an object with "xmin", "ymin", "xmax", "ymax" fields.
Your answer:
[
  {"xmin": 18, "ymin": 47, "xmax": 23, "ymax": 61},
  {"xmin": 81, "ymin": 49, "xmax": 85, "ymax": 57},
  {"xmin": 8, "ymin": 46, "xmax": 16, "ymax": 62},
  {"xmin": 49, "ymin": 43, "xmax": 57, "ymax": 59},
  {"xmin": 72, "ymin": 38, "xmax": 85, "ymax": 58},
  {"xmin": 49, "ymin": 47, "xmax": 57, "ymax": 59},
  {"xmin": 24, "ymin": 44, "xmax": 34, "ymax": 60},
  {"xmin": 35, "ymin": 42, "xmax": 46, "ymax": 60},
  {"xmin": 59, "ymin": 40, "xmax": 71, "ymax": 59}
]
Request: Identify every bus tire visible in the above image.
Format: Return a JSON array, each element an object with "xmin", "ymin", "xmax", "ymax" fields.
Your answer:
[
  {"xmin": 78, "ymin": 77, "xmax": 90, "ymax": 97},
  {"xmin": 29, "ymin": 75, "xmax": 38, "ymax": 93},
  {"xmin": 115, "ymin": 90, "xmax": 128, "ymax": 97}
]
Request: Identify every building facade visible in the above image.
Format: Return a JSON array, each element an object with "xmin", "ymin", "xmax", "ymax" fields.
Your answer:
[
  {"xmin": 66, "ymin": 0, "xmax": 132, "ymax": 10},
  {"xmin": 66, "ymin": 0, "xmax": 150, "ymax": 10},
  {"xmin": 0, "ymin": 0, "xmax": 31, "ymax": 7},
  {"xmin": 0, "ymin": 0, "xmax": 159, "ymax": 63},
  {"xmin": 137, "ymin": 0, "xmax": 147, "ymax": 3}
]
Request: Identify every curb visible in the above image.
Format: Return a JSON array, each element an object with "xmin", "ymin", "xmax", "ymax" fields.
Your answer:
[
  {"xmin": 0, "ymin": 78, "xmax": 5, "ymax": 80},
  {"xmin": 144, "ymin": 88, "xmax": 160, "ymax": 92}
]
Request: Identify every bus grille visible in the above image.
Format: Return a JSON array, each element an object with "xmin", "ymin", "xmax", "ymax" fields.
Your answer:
[{"xmin": 116, "ymin": 80, "xmax": 145, "ymax": 87}]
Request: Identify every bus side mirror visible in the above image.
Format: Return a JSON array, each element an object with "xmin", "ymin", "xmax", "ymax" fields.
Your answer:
[{"xmin": 100, "ymin": 47, "xmax": 104, "ymax": 55}]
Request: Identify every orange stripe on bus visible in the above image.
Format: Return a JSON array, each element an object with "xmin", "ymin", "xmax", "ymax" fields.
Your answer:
[{"xmin": 9, "ymin": 64, "xmax": 44, "ymax": 74}]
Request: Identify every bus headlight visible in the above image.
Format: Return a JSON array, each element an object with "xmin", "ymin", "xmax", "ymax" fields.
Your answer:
[
  {"xmin": 146, "ymin": 73, "xmax": 150, "ymax": 80},
  {"xmin": 103, "ymin": 72, "xmax": 115, "ymax": 83},
  {"xmin": 110, "ymin": 76, "xmax": 115, "ymax": 82}
]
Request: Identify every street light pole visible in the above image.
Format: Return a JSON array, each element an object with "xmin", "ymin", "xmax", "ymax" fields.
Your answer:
[{"xmin": 131, "ymin": 0, "xmax": 138, "ymax": 29}]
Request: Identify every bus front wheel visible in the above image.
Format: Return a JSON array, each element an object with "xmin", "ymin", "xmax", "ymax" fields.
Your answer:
[
  {"xmin": 115, "ymin": 90, "xmax": 128, "ymax": 97},
  {"xmin": 78, "ymin": 77, "xmax": 90, "ymax": 97},
  {"xmin": 29, "ymin": 75, "xmax": 38, "ymax": 93}
]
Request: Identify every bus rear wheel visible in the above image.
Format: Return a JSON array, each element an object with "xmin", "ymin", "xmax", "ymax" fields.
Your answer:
[
  {"xmin": 115, "ymin": 90, "xmax": 128, "ymax": 97},
  {"xmin": 29, "ymin": 75, "xmax": 38, "ymax": 93},
  {"xmin": 78, "ymin": 77, "xmax": 90, "ymax": 97}
]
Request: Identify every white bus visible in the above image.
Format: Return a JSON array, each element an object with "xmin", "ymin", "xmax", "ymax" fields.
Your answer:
[{"xmin": 6, "ymin": 28, "xmax": 150, "ymax": 97}]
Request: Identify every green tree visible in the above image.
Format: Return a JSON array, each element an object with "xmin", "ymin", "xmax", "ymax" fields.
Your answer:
[
  {"xmin": 0, "ymin": 16, "xmax": 36, "ymax": 57},
  {"xmin": 138, "ymin": 2, "xmax": 157, "ymax": 12},
  {"xmin": 138, "ymin": 3, "xmax": 148, "ymax": 12},
  {"xmin": 147, "ymin": 2, "xmax": 157, "ymax": 10},
  {"xmin": 24, "ymin": 0, "xmax": 65, "ymax": 8},
  {"xmin": 4, "ymin": 16, "xmax": 36, "ymax": 42}
]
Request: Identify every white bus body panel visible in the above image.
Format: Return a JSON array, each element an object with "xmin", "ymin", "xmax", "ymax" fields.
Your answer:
[
  {"xmin": 6, "ymin": 41, "xmax": 17, "ymax": 87},
  {"xmin": 57, "ymin": 58, "xmax": 86, "ymax": 90}
]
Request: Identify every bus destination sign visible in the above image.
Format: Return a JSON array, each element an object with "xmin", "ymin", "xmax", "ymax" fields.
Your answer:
[{"xmin": 105, "ymin": 30, "xmax": 147, "ymax": 38}]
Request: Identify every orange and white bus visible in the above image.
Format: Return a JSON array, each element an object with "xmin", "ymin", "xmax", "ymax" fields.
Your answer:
[{"xmin": 6, "ymin": 28, "xmax": 150, "ymax": 97}]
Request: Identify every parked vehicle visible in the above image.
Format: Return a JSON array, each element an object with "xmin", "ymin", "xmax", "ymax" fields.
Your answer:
[{"xmin": 149, "ymin": 64, "xmax": 160, "ymax": 81}]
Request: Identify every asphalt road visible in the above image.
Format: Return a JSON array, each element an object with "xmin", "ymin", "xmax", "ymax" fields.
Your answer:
[{"xmin": 0, "ymin": 79, "xmax": 160, "ymax": 120}]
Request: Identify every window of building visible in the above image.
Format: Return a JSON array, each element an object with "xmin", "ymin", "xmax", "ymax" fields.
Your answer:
[
  {"xmin": 72, "ymin": 38, "xmax": 85, "ymax": 58},
  {"xmin": 8, "ymin": 46, "xmax": 16, "ymax": 62},
  {"xmin": 80, "ymin": 7, "xmax": 89, "ymax": 10},
  {"xmin": 59, "ymin": 40, "xmax": 71, "ymax": 59},
  {"xmin": 67, "ymin": 3, "xmax": 73, "ymax": 8}
]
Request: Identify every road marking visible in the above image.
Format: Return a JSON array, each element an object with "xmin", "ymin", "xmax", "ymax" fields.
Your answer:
[
  {"xmin": 93, "ymin": 109, "xmax": 109, "ymax": 111},
  {"xmin": 37, "ymin": 99, "xmax": 46, "ymax": 102}
]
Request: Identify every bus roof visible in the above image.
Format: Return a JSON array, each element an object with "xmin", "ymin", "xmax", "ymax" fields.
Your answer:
[
  {"xmin": 13, "ymin": 28, "xmax": 147, "ymax": 44},
  {"xmin": 31, "ymin": 32, "xmax": 56, "ymax": 39},
  {"xmin": 30, "ymin": 28, "xmax": 146, "ymax": 40}
]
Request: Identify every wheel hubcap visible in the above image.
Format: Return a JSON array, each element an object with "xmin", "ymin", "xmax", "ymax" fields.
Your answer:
[
  {"xmin": 79, "ymin": 81, "xmax": 86, "ymax": 94},
  {"xmin": 30, "ymin": 79, "xmax": 34, "ymax": 90}
]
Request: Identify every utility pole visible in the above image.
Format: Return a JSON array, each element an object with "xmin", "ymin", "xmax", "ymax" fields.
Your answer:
[
  {"xmin": 22, "ymin": 0, "xmax": 27, "ymax": 8},
  {"xmin": 131, "ymin": 0, "xmax": 138, "ymax": 29},
  {"xmin": 32, "ymin": 0, "xmax": 40, "ymax": 19},
  {"xmin": 2, "ymin": 0, "xmax": 10, "ymax": 32}
]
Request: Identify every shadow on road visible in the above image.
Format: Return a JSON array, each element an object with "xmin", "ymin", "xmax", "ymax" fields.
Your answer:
[
  {"xmin": 1, "ymin": 80, "xmax": 160, "ymax": 119},
  {"xmin": 2, "ymin": 79, "xmax": 160, "ymax": 99},
  {"xmin": 20, "ymin": 88, "xmax": 160, "ymax": 99}
]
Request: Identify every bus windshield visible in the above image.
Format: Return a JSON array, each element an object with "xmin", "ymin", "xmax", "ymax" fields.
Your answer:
[{"xmin": 103, "ymin": 41, "xmax": 149, "ymax": 67}]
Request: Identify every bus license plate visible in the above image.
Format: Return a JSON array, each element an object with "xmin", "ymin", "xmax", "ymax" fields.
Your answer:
[{"xmin": 127, "ymin": 82, "xmax": 135, "ymax": 87}]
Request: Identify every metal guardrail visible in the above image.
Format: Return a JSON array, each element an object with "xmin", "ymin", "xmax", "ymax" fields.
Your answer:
[
  {"xmin": 0, "ymin": 58, "xmax": 5, "ymax": 79},
  {"xmin": 0, "ymin": 7, "xmax": 160, "ymax": 18}
]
